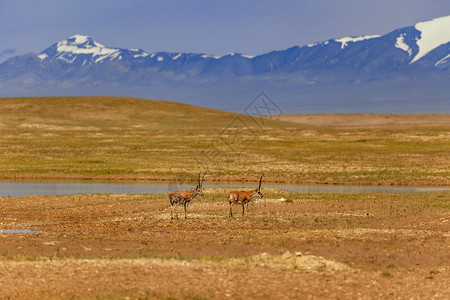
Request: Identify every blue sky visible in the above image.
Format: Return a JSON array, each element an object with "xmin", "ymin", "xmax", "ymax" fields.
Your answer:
[{"xmin": 1, "ymin": 0, "xmax": 449, "ymax": 62}]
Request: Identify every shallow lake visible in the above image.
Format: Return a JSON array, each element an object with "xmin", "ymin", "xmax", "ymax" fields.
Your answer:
[
  {"xmin": 0, "ymin": 180, "xmax": 449, "ymax": 197},
  {"xmin": 0, "ymin": 229, "xmax": 44, "ymax": 234}
]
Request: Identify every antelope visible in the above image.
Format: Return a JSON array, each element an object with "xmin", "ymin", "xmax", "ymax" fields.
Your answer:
[
  {"xmin": 169, "ymin": 171, "xmax": 206, "ymax": 219},
  {"xmin": 228, "ymin": 174, "xmax": 264, "ymax": 217}
]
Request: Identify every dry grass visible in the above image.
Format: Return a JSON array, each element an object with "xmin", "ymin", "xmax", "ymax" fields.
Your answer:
[
  {"xmin": 1, "ymin": 97, "xmax": 449, "ymax": 186},
  {"xmin": 279, "ymin": 113, "xmax": 450, "ymax": 129}
]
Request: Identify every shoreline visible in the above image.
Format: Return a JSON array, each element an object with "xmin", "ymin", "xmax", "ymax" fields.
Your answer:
[{"xmin": 1, "ymin": 174, "xmax": 449, "ymax": 188}]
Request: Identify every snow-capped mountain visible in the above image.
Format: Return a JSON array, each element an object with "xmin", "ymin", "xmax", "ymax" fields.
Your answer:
[
  {"xmin": 32, "ymin": 15, "xmax": 450, "ymax": 74},
  {"xmin": 1, "ymin": 15, "xmax": 449, "ymax": 112},
  {"xmin": 37, "ymin": 34, "xmax": 150, "ymax": 66},
  {"xmin": 251, "ymin": 15, "xmax": 450, "ymax": 75},
  {"xmin": 37, "ymin": 34, "xmax": 256, "ymax": 66},
  {"xmin": 411, "ymin": 16, "xmax": 450, "ymax": 64}
]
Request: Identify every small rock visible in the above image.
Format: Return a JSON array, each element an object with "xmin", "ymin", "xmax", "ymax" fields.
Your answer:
[
  {"xmin": 282, "ymin": 251, "xmax": 292, "ymax": 259},
  {"xmin": 42, "ymin": 241, "xmax": 57, "ymax": 246}
]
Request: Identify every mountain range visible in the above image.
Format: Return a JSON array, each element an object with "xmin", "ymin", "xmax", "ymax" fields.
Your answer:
[{"xmin": 1, "ymin": 15, "xmax": 449, "ymax": 112}]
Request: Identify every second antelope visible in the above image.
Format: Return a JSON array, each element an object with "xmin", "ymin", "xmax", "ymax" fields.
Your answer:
[
  {"xmin": 228, "ymin": 174, "xmax": 264, "ymax": 217},
  {"xmin": 169, "ymin": 171, "xmax": 206, "ymax": 219}
]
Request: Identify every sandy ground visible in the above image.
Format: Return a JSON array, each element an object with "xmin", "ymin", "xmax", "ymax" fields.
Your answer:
[
  {"xmin": 1, "ymin": 258, "xmax": 448, "ymax": 299},
  {"xmin": 1, "ymin": 190, "xmax": 449, "ymax": 299}
]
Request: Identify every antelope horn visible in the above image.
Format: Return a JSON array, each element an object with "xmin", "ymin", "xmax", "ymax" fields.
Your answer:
[
  {"xmin": 201, "ymin": 171, "xmax": 206, "ymax": 188},
  {"xmin": 258, "ymin": 174, "xmax": 264, "ymax": 190},
  {"xmin": 198, "ymin": 171, "xmax": 201, "ymax": 187}
]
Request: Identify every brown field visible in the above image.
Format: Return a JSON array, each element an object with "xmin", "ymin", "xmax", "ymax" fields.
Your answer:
[
  {"xmin": 1, "ymin": 189, "xmax": 449, "ymax": 299},
  {"xmin": 1, "ymin": 97, "xmax": 449, "ymax": 299}
]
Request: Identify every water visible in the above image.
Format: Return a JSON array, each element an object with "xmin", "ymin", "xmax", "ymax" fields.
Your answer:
[
  {"xmin": 0, "ymin": 229, "xmax": 44, "ymax": 234},
  {"xmin": 273, "ymin": 184, "xmax": 450, "ymax": 194},
  {"xmin": 0, "ymin": 180, "xmax": 448, "ymax": 197},
  {"xmin": 0, "ymin": 229, "xmax": 166, "ymax": 235}
]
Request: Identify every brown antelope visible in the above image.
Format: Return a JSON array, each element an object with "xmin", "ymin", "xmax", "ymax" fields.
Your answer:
[
  {"xmin": 228, "ymin": 174, "xmax": 264, "ymax": 217},
  {"xmin": 169, "ymin": 171, "xmax": 206, "ymax": 219}
]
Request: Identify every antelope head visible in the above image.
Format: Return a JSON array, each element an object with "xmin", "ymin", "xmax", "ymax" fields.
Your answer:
[{"xmin": 194, "ymin": 171, "xmax": 206, "ymax": 196}]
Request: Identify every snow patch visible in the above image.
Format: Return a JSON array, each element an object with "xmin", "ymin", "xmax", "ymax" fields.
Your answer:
[
  {"xmin": 93, "ymin": 41, "xmax": 107, "ymax": 48},
  {"xmin": 395, "ymin": 34, "xmax": 412, "ymax": 57},
  {"xmin": 134, "ymin": 52, "xmax": 149, "ymax": 58},
  {"xmin": 201, "ymin": 54, "xmax": 221, "ymax": 59},
  {"xmin": 58, "ymin": 55, "xmax": 76, "ymax": 64},
  {"xmin": 241, "ymin": 54, "xmax": 254, "ymax": 59},
  {"xmin": 57, "ymin": 43, "xmax": 119, "ymax": 58},
  {"xmin": 157, "ymin": 56, "xmax": 164, "ymax": 61},
  {"xmin": 435, "ymin": 54, "xmax": 450, "ymax": 66},
  {"xmin": 94, "ymin": 51, "xmax": 121, "ymax": 63},
  {"xmin": 335, "ymin": 35, "xmax": 380, "ymax": 49},
  {"xmin": 70, "ymin": 34, "xmax": 90, "ymax": 45},
  {"xmin": 307, "ymin": 43, "xmax": 318, "ymax": 47},
  {"xmin": 38, "ymin": 53, "xmax": 48, "ymax": 60},
  {"xmin": 172, "ymin": 53, "xmax": 182, "ymax": 60},
  {"xmin": 411, "ymin": 15, "xmax": 450, "ymax": 63}
]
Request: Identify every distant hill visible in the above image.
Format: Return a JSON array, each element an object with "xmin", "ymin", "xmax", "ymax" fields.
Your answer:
[
  {"xmin": 1, "ymin": 16, "xmax": 449, "ymax": 113},
  {"xmin": 0, "ymin": 96, "xmax": 297, "ymax": 130}
]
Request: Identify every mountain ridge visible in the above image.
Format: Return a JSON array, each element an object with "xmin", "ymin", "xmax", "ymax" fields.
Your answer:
[{"xmin": 1, "ymin": 15, "xmax": 449, "ymax": 112}]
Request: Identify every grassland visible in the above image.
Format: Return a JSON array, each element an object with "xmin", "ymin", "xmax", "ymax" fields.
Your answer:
[
  {"xmin": 0, "ymin": 96, "xmax": 449, "ymax": 186},
  {"xmin": 0, "ymin": 189, "xmax": 449, "ymax": 299},
  {"xmin": 1, "ymin": 96, "xmax": 450, "ymax": 299}
]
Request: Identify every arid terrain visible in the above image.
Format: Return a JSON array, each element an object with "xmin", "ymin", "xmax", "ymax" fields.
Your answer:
[
  {"xmin": 1, "ymin": 189, "xmax": 449, "ymax": 299},
  {"xmin": 0, "ymin": 97, "xmax": 449, "ymax": 299}
]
